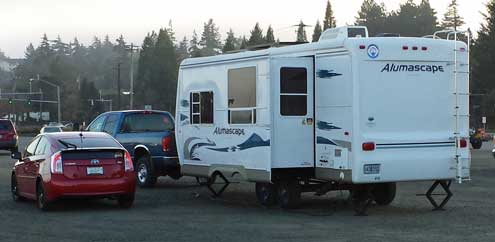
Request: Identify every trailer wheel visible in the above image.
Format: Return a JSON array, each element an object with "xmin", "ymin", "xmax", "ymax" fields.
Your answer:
[
  {"xmin": 255, "ymin": 183, "xmax": 278, "ymax": 206},
  {"xmin": 277, "ymin": 181, "xmax": 301, "ymax": 209},
  {"xmin": 372, "ymin": 182, "xmax": 396, "ymax": 206}
]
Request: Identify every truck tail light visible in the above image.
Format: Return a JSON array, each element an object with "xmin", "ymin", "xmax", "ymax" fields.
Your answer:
[
  {"xmin": 459, "ymin": 139, "xmax": 467, "ymax": 148},
  {"xmin": 162, "ymin": 136, "xmax": 172, "ymax": 152},
  {"xmin": 362, "ymin": 142, "xmax": 375, "ymax": 151},
  {"xmin": 50, "ymin": 151, "xmax": 63, "ymax": 174},
  {"xmin": 124, "ymin": 151, "xmax": 134, "ymax": 172}
]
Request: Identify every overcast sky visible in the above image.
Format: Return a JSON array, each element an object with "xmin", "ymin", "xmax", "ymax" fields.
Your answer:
[{"xmin": 0, "ymin": 0, "xmax": 488, "ymax": 58}]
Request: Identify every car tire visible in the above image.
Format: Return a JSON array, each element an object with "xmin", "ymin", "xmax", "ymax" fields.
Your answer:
[
  {"xmin": 372, "ymin": 182, "xmax": 396, "ymax": 206},
  {"xmin": 136, "ymin": 156, "xmax": 157, "ymax": 188},
  {"xmin": 277, "ymin": 181, "xmax": 301, "ymax": 209},
  {"xmin": 37, "ymin": 182, "xmax": 51, "ymax": 211},
  {"xmin": 255, "ymin": 182, "xmax": 278, "ymax": 206},
  {"xmin": 11, "ymin": 174, "xmax": 24, "ymax": 202},
  {"xmin": 118, "ymin": 194, "xmax": 135, "ymax": 209}
]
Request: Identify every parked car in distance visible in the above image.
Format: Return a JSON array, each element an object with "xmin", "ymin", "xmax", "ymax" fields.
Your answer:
[
  {"xmin": 0, "ymin": 119, "xmax": 18, "ymax": 152},
  {"xmin": 10, "ymin": 132, "xmax": 136, "ymax": 210},
  {"xmin": 86, "ymin": 110, "xmax": 179, "ymax": 187},
  {"xmin": 40, "ymin": 126, "xmax": 63, "ymax": 134}
]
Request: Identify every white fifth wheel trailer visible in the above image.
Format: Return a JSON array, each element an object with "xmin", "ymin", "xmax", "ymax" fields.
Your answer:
[{"xmin": 175, "ymin": 26, "xmax": 471, "ymax": 214}]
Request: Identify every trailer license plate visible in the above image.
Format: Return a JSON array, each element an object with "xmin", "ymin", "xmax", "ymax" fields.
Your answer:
[
  {"xmin": 87, "ymin": 167, "xmax": 103, "ymax": 175},
  {"xmin": 364, "ymin": 164, "xmax": 380, "ymax": 174}
]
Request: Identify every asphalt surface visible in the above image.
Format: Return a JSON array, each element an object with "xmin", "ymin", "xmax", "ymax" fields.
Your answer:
[{"xmin": 0, "ymin": 136, "xmax": 494, "ymax": 242}]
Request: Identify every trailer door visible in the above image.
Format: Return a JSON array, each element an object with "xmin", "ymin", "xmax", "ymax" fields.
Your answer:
[{"xmin": 271, "ymin": 57, "xmax": 314, "ymax": 168}]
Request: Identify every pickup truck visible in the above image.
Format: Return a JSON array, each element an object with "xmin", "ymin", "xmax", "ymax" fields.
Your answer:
[{"xmin": 86, "ymin": 110, "xmax": 179, "ymax": 187}]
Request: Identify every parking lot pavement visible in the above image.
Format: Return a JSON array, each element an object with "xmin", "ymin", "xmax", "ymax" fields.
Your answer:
[{"xmin": 0, "ymin": 137, "xmax": 494, "ymax": 242}]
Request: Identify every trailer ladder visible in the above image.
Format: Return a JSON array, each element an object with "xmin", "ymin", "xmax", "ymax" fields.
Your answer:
[{"xmin": 433, "ymin": 30, "xmax": 471, "ymax": 184}]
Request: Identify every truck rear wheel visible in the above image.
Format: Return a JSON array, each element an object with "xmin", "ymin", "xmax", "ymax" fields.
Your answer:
[
  {"xmin": 255, "ymin": 183, "xmax": 278, "ymax": 206},
  {"xmin": 372, "ymin": 182, "xmax": 396, "ymax": 206},
  {"xmin": 277, "ymin": 181, "xmax": 301, "ymax": 209},
  {"xmin": 136, "ymin": 157, "xmax": 157, "ymax": 188}
]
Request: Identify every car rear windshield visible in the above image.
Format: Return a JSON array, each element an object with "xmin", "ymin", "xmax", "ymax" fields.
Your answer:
[
  {"xmin": 58, "ymin": 137, "xmax": 120, "ymax": 149},
  {"xmin": 44, "ymin": 127, "xmax": 61, "ymax": 133},
  {"xmin": 121, "ymin": 113, "xmax": 174, "ymax": 133},
  {"xmin": 0, "ymin": 121, "xmax": 13, "ymax": 131}
]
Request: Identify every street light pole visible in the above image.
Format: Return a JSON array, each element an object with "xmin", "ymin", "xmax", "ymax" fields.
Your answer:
[
  {"xmin": 130, "ymin": 43, "xmax": 135, "ymax": 110},
  {"xmin": 33, "ymin": 76, "xmax": 61, "ymax": 123}
]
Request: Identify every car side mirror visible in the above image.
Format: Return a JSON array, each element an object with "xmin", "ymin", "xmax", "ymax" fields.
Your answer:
[{"xmin": 11, "ymin": 151, "xmax": 21, "ymax": 160}]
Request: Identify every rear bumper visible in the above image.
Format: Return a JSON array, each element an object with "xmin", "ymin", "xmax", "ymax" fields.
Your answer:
[
  {"xmin": 152, "ymin": 156, "xmax": 180, "ymax": 171},
  {"xmin": 0, "ymin": 139, "xmax": 17, "ymax": 150},
  {"xmin": 45, "ymin": 173, "xmax": 136, "ymax": 201}
]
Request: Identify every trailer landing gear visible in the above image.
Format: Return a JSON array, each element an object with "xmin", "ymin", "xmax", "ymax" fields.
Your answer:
[
  {"xmin": 205, "ymin": 172, "xmax": 230, "ymax": 197},
  {"xmin": 351, "ymin": 186, "xmax": 374, "ymax": 216},
  {"xmin": 420, "ymin": 180, "xmax": 453, "ymax": 211}
]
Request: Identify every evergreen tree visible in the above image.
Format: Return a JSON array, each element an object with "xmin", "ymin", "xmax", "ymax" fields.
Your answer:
[
  {"xmin": 266, "ymin": 25, "xmax": 276, "ymax": 44},
  {"xmin": 223, "ymin": 29, "xmax": 237, "ymax": 53},
  {"xmin": 240, "ymin": 36, "xmax": 248, "ymax": 49},
  {"xmin": 24, "ymin": 43, "xmax": 36, "ymax": 59},
  {"xmin": 323, "ymin": 0, "xmax": 337, "ymax": 30},
  {"xmin": 417, "ymin": 0, "xmax": 438, "ymax": 36},
  {"xmin": 248, "ymin": 23, "xmax": 265, "ymax": 46},
  {"xmin": 177, "ymin": 37, "xmax": 190, "ymax": 62},
  {"xmin": 312, "ymin": 20, "xmax": 323, "ymax": 42},
  {"xmin": 441, "ymin": 0, "xmax": 465, "ymax": 31},
  {"xmin": 296, "ymin": 21, "xmax": 308, "ymax": 42},
  {"xmin": 153, "ymin": 28, "xmax": 178, "ymax": 111},
  {"xmin": 38, "ymin": 34, "xmax": 52, "ymax": 57},
  {"xmin": 355, "ymin": 0, "xmax": 388, "ymax": 37},
  {"xmin": 189, "ymin": 31, "xmax": 202, "ymax": 57},
  {"xmin": 472, "ymin": 0, "xmax": 495, "ymax": 93},
  {"xmin": 387, "ymin": 0, "xmax": 422, "ymax": 37},
  {"xmin": 199, "ymin": 19, "xmax": 222, "ymax": 56}
]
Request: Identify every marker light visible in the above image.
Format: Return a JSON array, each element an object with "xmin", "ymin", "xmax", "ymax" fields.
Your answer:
[
  {"xmin": 359, "ymin": 45, "xmax": 366, "ymax": 49},
  {"xmin": 402, "ymin": 46, "xmax": 409, "ymax": 50},
  {"xmin": 459, "ymin": 139, "xmax": 467, "ymax": 148},
  {"xmin": 362, "ymin": 142, "xmax": 375, "ymax": 151},
  {"xmin": 422, "ymin": 47, "xmax": 428, "ymax": 51},
  {"xmin": 412, "ymin": 46, "xmax": 418, "ymax": 50}
]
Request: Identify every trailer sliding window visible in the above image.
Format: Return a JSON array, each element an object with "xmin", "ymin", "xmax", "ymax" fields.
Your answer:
[
  {"xmin": 190, "ymin": 91, "xmax": 214, "ymax": 124},
  {"xmin": 280, "ymin": 67, "xmax": 307, "ymax": 116},
  {"xmin": 228, "ymin": 67, "xmax": 257, "ymax": 124}
]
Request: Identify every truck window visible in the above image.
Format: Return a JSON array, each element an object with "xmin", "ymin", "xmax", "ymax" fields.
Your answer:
[
  {"xmin": 280, "ymin": 67, "xmax": 307, "ymax": 116},
  {"xmin": 88, "ymin": 115, "xmax": 106, "ymax": 132},
  {"xmin": 121, "ymin": 113, "xmax": 174, "ymax": 132},
  {"xmin": 190, "ymin": 92, "xmax": 214, "ymax": 124},
  {"xmin": 228, "ymin": 67, "xmax": 256, "ymax": 124},
  {"xmin": 103, "ymin": 114, "xmax": 119, "ymax": 134}
]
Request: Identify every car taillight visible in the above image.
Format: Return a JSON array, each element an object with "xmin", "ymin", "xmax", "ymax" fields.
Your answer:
[
  {"xmin": 50, "ymin": 152, "xmax": 63, "ymax": 174},
  {"xmin": 162, "ymin": 136, "xmax": 172, "ymax": 152},
  {"xmin": 362, "ymin": 142, "xmax": 375, "ymax": 151},
  {"xmin": 459, "ymin": 139, "xmax": 467, "ymax": 148},
  {"xmin": 124, "ymin": 151, "xmax": 134, "ymax": 172}
]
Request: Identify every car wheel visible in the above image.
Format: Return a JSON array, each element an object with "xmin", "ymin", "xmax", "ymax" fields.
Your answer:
[
  {"xmin": 37, "ymin": 182, "xmax": 51, "ymax": 211},
  {"xmin": 118, "ymin": 194, "xmax": 135, "ymax": 209},
  {"xmin": 255, "ymin": 182, "xmax": 278, "ymax": 206},
  {"xmin": 277, "ymin": 181, "xmax": 301, "ymax": 209},
  {"xmin": 136, "ymin": 156, "xmax": 157, "ymax": 188},
  {"xmin": 372, "ymin": 182, "xmax": 396, "ymax": 206},
  {"xmin": 11, "ymin": 174, "xmax": 24, "ymax": 202}
]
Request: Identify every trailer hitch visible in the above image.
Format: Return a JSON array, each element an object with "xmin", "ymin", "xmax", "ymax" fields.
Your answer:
[
  {"xmin": 205, "ymin": 172, "xmax": 231, "ymax": 197},
  {"xmin": 419, "ymin": 180, "xmax": 453, "ymax": 211}
]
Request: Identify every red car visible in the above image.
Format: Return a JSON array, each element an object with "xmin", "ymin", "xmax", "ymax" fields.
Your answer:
[
  {"xmin": 10, "ymin": 132, "xmax": 136, "ymax": 210},
  {"xmin": 0, "ymin": 119, "xmax": 18, "ymax": 152}
]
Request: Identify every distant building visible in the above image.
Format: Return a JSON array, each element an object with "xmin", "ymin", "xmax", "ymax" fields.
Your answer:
[{"xmin": 0, "ymin": 58, "xmax": 21, "ymax": 72}]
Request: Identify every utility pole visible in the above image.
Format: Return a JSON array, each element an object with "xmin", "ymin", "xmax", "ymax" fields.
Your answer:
[
  {"xmin": 125, "ymin": 43, "xmax": 139, "ymax": 110},
  {"xmin": 114, "ymin": 62, "xmax": 122, "ymax": 110}
]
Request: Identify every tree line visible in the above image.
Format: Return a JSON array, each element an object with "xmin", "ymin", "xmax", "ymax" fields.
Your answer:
[{"xmin": 3, "ymin": 0, "xmax": 495, "ymax": 128}]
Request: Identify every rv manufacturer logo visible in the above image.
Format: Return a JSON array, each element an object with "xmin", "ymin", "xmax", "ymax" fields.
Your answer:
[
  {"xmin": 367, "ymin": 44, "xmax": 379, "ymax": 59},
  {"xmin": 213, "ymin": 127, "xmax": 245, "ymax": 136},
  {"xmin": 381, "ymin": 63, "xmax": 445, "ymax": 74}
]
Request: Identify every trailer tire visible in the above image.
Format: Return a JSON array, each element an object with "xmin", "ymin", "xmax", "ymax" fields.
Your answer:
[
  {"xmin": 255, "ymin": 183, "xmax": 278, "ymax": 206},
  {"xmin": 277, "ymin": 181, "xmax": 301, "ymax": 209},
  {"xmin": 136, "ymin": 157, "xmax": 157, "ymax": 188},
  {"xmin": 372, "ymin": 182, "xmax": 396, "ymax": 206}
]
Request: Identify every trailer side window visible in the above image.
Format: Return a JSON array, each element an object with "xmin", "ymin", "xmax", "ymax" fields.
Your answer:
[
  {"xmin": 280, "ymin": 67, "xmax": 307, "ymax": 116},
  {"xmin": 190, "ymin": 91, "xmax": 214, "ymax": 124},
  {"xmin": 228, "ymin": 67, "xmax": 257, "ymax": 124}
]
